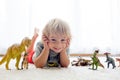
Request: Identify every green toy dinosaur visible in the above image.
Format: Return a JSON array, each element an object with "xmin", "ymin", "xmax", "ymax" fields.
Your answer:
[{"xmin": 90, "ymin": 50, "xmax": 104, "ymax": 70}]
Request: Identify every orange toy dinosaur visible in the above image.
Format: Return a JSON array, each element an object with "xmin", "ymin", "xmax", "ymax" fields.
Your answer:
[
  {"xmin": 0, "ymin": 37, "xmax": 31, "ymax": 70},
  {"xmin": 116, "ymin": 58, "xmax": 120, "ymax": 67}
]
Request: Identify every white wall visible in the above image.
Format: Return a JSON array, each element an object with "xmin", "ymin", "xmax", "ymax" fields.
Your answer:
[
  {"xmin": 0, "ymin": 0, "xmax": 120, "ymax": 54},
  {"xmin": 0, "ymin": 0, "xmax": 32, "ymax": 53}
]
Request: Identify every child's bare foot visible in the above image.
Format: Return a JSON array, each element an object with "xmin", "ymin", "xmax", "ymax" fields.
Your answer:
[
  {"xmin": 34, "ymin": 27, "xmax": 39, "ymax": 34},
  {"xmin": 34, "ymin": 27, "xmax": 39, "ymax": 38}
]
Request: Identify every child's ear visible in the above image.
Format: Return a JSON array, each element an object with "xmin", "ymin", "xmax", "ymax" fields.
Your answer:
[{"xmin": 67, "ymin": 38, "xmax": 70, "ymax": 43}]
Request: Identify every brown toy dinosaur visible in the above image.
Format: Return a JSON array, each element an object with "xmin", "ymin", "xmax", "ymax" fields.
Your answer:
[
  {"xmin": 0, "ymin": 37, "xmax": 31, "ymax": 70},
  {"xmin": 71, "ymin": 56, "xmax": 92, "ymax": 66},
  {"xmin": 21, "ymin": 52, "xmax": 28, "ymax": 69}
]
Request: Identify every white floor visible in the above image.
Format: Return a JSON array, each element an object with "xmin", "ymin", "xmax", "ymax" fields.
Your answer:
[{"xmin": 0, "ymin": 56, "xmax": 120, "ymax": 80}]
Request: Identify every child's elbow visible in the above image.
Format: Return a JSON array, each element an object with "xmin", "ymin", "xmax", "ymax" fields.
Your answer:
[
  {"xmin": 62, "ymin": 64, "xmax": 69, "ymax": 68},
  {"xmin": 34, "ymin": 62, "xmax": 44, "ymax": 68},
  {"xmin": 61, "ymin": 63, "xmax": 70, "ymax": 68},
  {"xmin": 35, "ymin": 65, "xmax": 44, "ymax": 68}
]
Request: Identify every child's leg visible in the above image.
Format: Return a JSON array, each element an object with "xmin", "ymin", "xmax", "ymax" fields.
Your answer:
[
  {"xmin": 27, "ymin": 28, "xmax": 39, "ymax": 64},
  {"xmin": 27, "ymin": 50, "xmax": 34, "ymax": 64}
]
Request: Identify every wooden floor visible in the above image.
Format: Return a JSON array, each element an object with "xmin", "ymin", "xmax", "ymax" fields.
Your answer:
[
  {"xmin": 0, "ymin": 53, "xmax": 120, "ymax": 57},
  {"xmin": 70, "ymin": 53, "xmax": 104, "ymax": 56},
  {"xmin": 0, "ymin": 54, "xmax": 4, "ymax": 57}
]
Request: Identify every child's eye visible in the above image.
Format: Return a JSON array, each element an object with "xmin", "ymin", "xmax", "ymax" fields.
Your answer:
[
  {"xmin": 51, "ymin": 39, "xmax": 56, "ymax": 42},
  {"xmin": 61, "ymin": 39, "xmax": 65, "ymax": 41},
  {"xmin": 61, "ymin": 39, "xmax": 66, "ymax": 42}
]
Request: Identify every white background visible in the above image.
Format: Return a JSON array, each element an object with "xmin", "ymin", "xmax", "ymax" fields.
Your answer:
[{"xmin": 0, "ymin": 0, "xmax": 120, "ymax": 54}]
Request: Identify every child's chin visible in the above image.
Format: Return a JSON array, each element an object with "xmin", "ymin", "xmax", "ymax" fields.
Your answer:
[
  {"xmin": 53, "ymin": 50, "xmax": 61, "ymax": 53},
  {"xmin": 55, "ymin": 51, "xmax": 61, "ymax": 53}
]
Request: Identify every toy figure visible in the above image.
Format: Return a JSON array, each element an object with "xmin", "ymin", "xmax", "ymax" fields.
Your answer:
[
  {"xmin": 104, "ymin": 52, "xmax": 116, "ymax": 69},
  {"xmin": 21, "ymin": 27, "xmax": 39, "ymax": 69},
  {"xmin": 116, "ymin": 58, "xmax": 120, "ymax": 67},
  {"xmin": 71, "ymin": 56, "xmax": 92, "ymax": 66},
  {"xmin": 90, "ymin": 50, "xmax": 104, "ymax": 70},
  {"xmin": 47, "ymin": 61, "xmax": 60, "ymax": 67},
  {"xmin": 21, "ymin": 53, "xmax": 28, "ymax": 69},
  {"xmin": 0, "ymin": 37, "xmax": 31, "ymax": 70}
]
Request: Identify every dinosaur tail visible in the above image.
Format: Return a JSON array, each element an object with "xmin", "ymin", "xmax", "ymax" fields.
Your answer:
[
  {"xmin": 0, "ymin": 54, "xmax": 7, "ymax": 65},
  {"xmin": 99, "ymin": 63, "xmax": 104, "ymax": 68}
]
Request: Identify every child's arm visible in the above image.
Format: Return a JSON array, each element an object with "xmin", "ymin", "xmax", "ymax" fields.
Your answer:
[
  {"xmin": 60, "ymin": 50, "xmax": 70, "ymax": 67},
  {"xmin": 60, "ymin": 39, "xmax": 70, "ymax": 67},
  {"xmin": 34, "ymin": 35, "xmax": 49, "ymax": 68}
]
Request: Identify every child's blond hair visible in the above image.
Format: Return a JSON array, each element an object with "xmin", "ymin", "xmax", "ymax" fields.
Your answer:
[{"xmin": 42, "ymin": 18, "xmax": 71, "ymax": 40}]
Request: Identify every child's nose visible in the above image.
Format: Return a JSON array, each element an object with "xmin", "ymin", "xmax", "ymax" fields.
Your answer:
[{"xmin": 56, "ymin": 41, "xmax": 61, "ymax": 45}]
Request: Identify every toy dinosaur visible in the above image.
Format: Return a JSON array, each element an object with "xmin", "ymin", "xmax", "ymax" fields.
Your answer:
[
  {"xmin": 71, "ymin": 56, "xmax": 92, "ymax": 66},
  {"xmin": 90, "ymin": 50, "xmax": 104, "ymax": 70},
  {"xmin": 116, "ymin": 58, "xmax": 120, "ymax": 67},
  {"xmin": 21, "ymin": 52, "xmax": 28, "ymax": 69},
  {"xmin": 104, "ymin": 52, "xmax": 116, "ymax": 69},
  {"xmin": 0, "ymin": 37, "xmax": 31, "ymax": 70}
]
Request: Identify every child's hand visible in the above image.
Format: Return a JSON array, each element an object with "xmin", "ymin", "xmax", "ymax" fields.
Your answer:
[
  {"xmin": 61, "ymin": 39, "xmax": 70, "ymax": 53},
  {"xmin": 42, "ymin": 35, "xmax": 49, "ymax": 50},
  {"xmin": 66, "ymin": 39, "xmax": 70, "ymax": 48}
]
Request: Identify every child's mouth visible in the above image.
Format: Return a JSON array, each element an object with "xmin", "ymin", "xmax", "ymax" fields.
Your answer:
[{"xmin": 53, "ymin": 47, "xmax": 61, "ymax": 51}]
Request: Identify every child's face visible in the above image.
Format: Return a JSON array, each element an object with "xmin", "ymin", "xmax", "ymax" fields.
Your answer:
[{"xmin": 48, "ymin": 34, "xmax": 67, "ymax": 53}]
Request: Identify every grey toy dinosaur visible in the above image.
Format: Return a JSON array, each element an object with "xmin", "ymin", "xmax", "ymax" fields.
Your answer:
[{"xmin": 104, "ymin": 52, "xmax": 116, "ymax": 69}]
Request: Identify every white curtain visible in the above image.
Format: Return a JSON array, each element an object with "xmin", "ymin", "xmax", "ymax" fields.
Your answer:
[{"xmin": 0, "ymin": 0, "xmax": 120, "ymax": 54}]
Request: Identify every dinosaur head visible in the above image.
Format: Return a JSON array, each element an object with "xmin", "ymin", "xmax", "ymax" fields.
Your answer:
[
  {"xmin": 104, "ymin": 52, "xmax": 110, "ymax": 56},
  {"xmin": 21, "ymin": 37, "xmax": 31, "ymax": 47},
  {"xmin": 93, "ymin": 50, "xmax": 99, "ymax": 56},
  {"xmin": 95, "ymin": 50, "xmax": 99, "ymax": 53}
]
